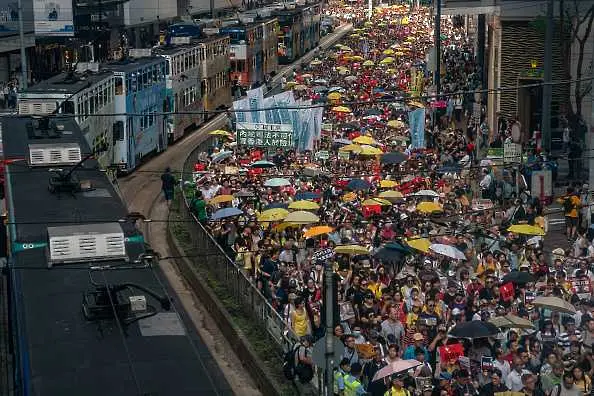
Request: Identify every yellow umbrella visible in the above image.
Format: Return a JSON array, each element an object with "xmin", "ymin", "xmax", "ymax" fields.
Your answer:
[
  {"xmin": 332, "ymin": 106, "xmax": 352, "ymax": 113},
  {"xmin": 293, "ymin": 84, "xmax": 308, "ymax": 91},
  {"xmin": 379, "ymin": 57, "xmax": 394, "ymax": 65},
  {"xmin": 378, "ymin": 191, "xmax": 404, "ymax": 202},
  {"xmin": 362, "ymin": 60, "xmax": 374, "ymax": 67},
  {"xmin": 301, "ymin": 73, "xmax": 312, "ymax": 79},
  {"xmin": 379, "ymin": 180, "xmax": 398, "ymax": 188},
  {"xmin": 209, "ymin": 194, "xmax": 234, "ymax": 204},
  {"xmin": 353, "ymin": 135, "xmax": 376, "ymax": 145},
  {"xmin": 408, "ymin": 101, "xmax": 425, "ymax": 108},
  {"xmin": 327, "ymin": 92, "xmax": 342, "ymax": 100},
  {"xmin": 416, "ymin": 202, "xmax": 443, "ymax": 213},
  {"xmin": 209, "ymin": 129, "xmax": 232, "ymax": 137},
  {"xmin": 338, "ymin": 68, "xmax": 350, "ymax": 75},
  {"xmin": 342, "ymin": 192, "xmax": 357, "ymax": 202},
  {"xmin": 274, "ymin": 222, "xmax": 296, "ymax": 232},
  {"xmin": 303, "ymin": 225, "xmax": 334, "ymax": 238},
  {"xmin": 383, "ymin": 48, "xmax": 395, "ymax": 55},
  {"xmin": 507, "ymin": 224, "xmax": 545, "ymax": 236},
  {"xmin": 340, "ymin": 45, "xmax": 353, "ymax": 52},
  {"xmin": 334, "ymin": 245, "xmax": 369, "ymax": 255},
  {"xmin": 258, "ymin": 208, "xmax": 289, "ymax": 222},
  {"xmin": 284, "ymin": 210, "xmax": 320, "ymax": 224},
  {"xmin": 339, "ymin": 144, "xmax": 362, "ymax": 153},
  {"xmin": 362, "ymin": 198, "xmax": 392, "ymax": 206},
  {"xmin": 359, "ymin": 146, "xmax": 383, "ymax": 156},
  {"xmin": 288, "ymin": 200, "xmax": 320, "ymax": 210},
  {"xmin": 406, "ymin": 237, "xmax": 431, "ymax": 253},
  {"xmin": 310, "ymin": 59, "xmax": 322, "ymax": 66},
  {"xmin": 350, "ymin": 55, "xmax": 364, "ymax": 62},
  {"xmin": 387, "ymin": 120, "xmax": 405, "ymax": 129},
  {"xmin": 285, "ymin": 81, "xmax": 297, "ymax": 88}
]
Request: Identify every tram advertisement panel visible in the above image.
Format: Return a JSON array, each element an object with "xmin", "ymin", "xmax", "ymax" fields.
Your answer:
[
  {"xmin": 33, "ymin": 0, "xmax": 73, "ymax": 36},
  {"xmin": 236, "ymin": 123, "xmax": 293, "ymax": 148}
]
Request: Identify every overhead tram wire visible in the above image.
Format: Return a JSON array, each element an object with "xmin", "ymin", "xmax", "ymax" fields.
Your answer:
[
  {"xmin": 99, "ymin": 270, "xmax": 144, "ymax": 396},
  {"xmin": 10, "ymin": 76, "xmax": 594, "ymax": 119}
]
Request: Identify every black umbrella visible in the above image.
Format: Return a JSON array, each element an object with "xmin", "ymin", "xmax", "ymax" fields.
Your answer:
[
  {"xmin": 449, "ymin": 321, "xmax": 500, "ymax": 339},
  {"xmin": 502, "ymin": 271, "xmax": 535, "ymax": 284},
  {"xmin": 374, "ymin": 247, "xmax": 404, "ymax": 263},
  {"xmin": 380, "ymin": 152, "xmax": 408, "ymax": 165}
]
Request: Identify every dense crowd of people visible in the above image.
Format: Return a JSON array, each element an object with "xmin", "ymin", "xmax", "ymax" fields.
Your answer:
[{"xmin": 172, "ymin": 2, "xmax": 594, "ymax": 395}]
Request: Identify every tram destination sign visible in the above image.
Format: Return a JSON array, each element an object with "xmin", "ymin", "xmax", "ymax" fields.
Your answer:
[{"xmin": 236, "ymin": 123, "xmax": 294, "ymax": 148}]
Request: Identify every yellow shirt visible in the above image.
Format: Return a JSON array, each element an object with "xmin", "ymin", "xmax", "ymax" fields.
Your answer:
[
  {"xmin": 384, "ymin": 387, "xmax": 409, "ymax": 396},
  {"xmin": 557, "ymin": 195, "xmax": 581, "ymax": 218},
  {"xmin": 292, "ymin": 309, "xmax": 310, "ymax": 337}
]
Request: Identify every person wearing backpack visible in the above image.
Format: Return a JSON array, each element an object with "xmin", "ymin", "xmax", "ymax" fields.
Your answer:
[
  {"xmin": 284, "ymin": 335, "xmax": 315, "ymax": 394},
  {"xmin": 557, "ymin": 187, "xmax": 581, "ymax": 241}
]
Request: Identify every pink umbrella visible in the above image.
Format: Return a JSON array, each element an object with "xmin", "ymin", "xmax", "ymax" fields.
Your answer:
[{"xmin": 372, "ymin": 359, "xmax": 422, "ymax": 382}]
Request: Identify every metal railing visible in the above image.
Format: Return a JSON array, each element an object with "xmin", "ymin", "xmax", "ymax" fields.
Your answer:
[{"xmin": 179, "ymin": 138, "xmax": 298, "ymax": 357}]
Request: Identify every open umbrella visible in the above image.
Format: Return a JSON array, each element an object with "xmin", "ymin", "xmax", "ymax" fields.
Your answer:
[
  {"xmin": 364, "ymin": 108, "xmax": 382, "ymax": 116},
  {"xmin": 347, "ymin": 179, "xmax": 371, "ymax": 191},
  {"xmin": 304, "ymin": 226, "xmax": 334, "ymax": 238},
  {"xmin": 362, "ymin": 198, "xmax": 392, "ymax": 206},
  {"xmin": 210, "ymin": 207, "xmax": 243, "ymax": 220},
  {"xmin": 295, "ymin": 192, "xmax": 320, "ymax": 201},
  {"xmin": 339, "ymin": 144, "xmax": 363, "ymax": 153},
  {"xmin": 344, "ymin": 75, "xmax": 358, "ymax": 82},
  {"xmin": 507, "ymin": 224, "xmax": 546, "ymax": 236},
  {"xmin": 209, "ymin": 129, "xmax": 233, "ymax": 137},
  {"xmin": 372, "ymin": 360, "xmax": 421, "ymax": 382},
  {"xmin": 383, "ymin": 242, "xmax": 412, "ymax": 254},
  {"xmin": 211, "ymin": 150, "xmax": 233, "ymax": 163},
  {"xmin": 288, "ymin": 200, "xmax": 320, "ymax": 210},
  {"xmin": 284, "ymin": 210, "xmax": 320, "ymax": 224},
  {"xmin": 334, "ymin": 245, "xmax": 369, "ymax": 255},
  {"xmin": 387, "ymin": 120, "xmax": 405, "ymax": 129},
  {"xmin": 416, "ymin": 202, "xmax": 443, "ymax": 214},
  {"xmin": 502, "ymin": 271, "xmax": 536, "ymax": 284},
  {"xmin": 412, "ymin": 190, "xmax": 439, "ymax": 197},
  {"xmin": 359, "ymin": 146, "xmax": 383, "ymax": 156},
  {"xmin": 264, "ymin": 178, "xmax": 291, "ymax": 187},
  {"xmin": 333, "ymin": 138, "xmax": 352, "ymax": 145},
  {"xmin": 250, "ymin": 160, "xmax": 276, "ymax": 168},
  {"xmin": 379, "ymin": 180, "xmax": 398, "ymax": 188},
  {"xmin": 489, "ymin": 314, "xmax": 535, "ymax": 330},
  {"xmin": 381, "ymin": 152, "xmax": 408, "ymax": 165},
  {"xmin": 328, "ymin": 91, "xmax": 342, "ymax": 100},
  {"xmin": 362, "ymin": 60, "xmax": 374, "ymax": 66},
  {"xmin": 532, "ymin": 296, "xmax": 576, "ymax": 314},
  {"xmin": 378, "ymin": 191, "xmax": 404, "ymax": 202},
  {"xmin": 449, "ymin": 321, "xmax": 499, "ymax": 339},
  {"xmin": 258, "ymin": 208, "xmax": 289, "ymax": 222},
  {"xmin": 332, "ymin": 106, "xmax": 352, "ymax": 113},
  {"xmin": 405, "ymin": 237, "xmax": 431, "ymax": 253},
  {"xmin": 209, "ymin": 194, "xmax": 234, "ymax": 204},
  {"xmin": 429, "ymin": 244, "xmax": 466, "ymax": 260},
  {"xmin": 353, "ymin": 135, "xmax": 376, "ymax": 145}
]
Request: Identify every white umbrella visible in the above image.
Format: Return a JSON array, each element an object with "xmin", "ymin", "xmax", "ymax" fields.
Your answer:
[
  {"xmin": 532, "ymin": 296, "xmax": 576, "ymax": 314},
  {"xmin": 412, "ymin": 189, "xmax": 439, "ymax": 197},
  {"xmin": 429, "ymin": 243, "xmax": 466, "ymax": 260},
  {"xmin": 372, "ymin": 359, "xmax": 422, "ymax": 382}
]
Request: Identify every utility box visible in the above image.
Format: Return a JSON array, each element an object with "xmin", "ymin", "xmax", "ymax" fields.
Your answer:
[{"xmin": 129, "ymin": 296, "xmax": 147, "ymax": 312}]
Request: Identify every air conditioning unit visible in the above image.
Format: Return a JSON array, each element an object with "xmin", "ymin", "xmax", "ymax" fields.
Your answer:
[
  {"xmin": 18, "ymin": 101, "xmax": 56, "ymax": 115},
  {"xmin": 28, "ymin": 142, "xmax": 82, "ymax": 167},
  {"xmin": 128, "ymin": 48, "xmax": 152, "ymax": 58},
  {"xmin": 47, "ymin": 223, "xmax": 127, "ymax": 267}
]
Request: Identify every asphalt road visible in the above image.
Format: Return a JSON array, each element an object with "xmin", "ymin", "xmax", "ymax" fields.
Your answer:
[{"xmin": 116, "ymin": 24, "xmax": 353, "ymax": 394}]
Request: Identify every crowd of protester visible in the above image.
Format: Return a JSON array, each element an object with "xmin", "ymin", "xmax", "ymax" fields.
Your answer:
[{"xmin": 171, "ymin": 1, "xmax": 594, "ymax": 395}]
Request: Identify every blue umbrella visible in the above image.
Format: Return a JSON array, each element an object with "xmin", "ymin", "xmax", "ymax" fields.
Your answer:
[
  {"xmin": 384, "ymin": 242, "xmax": 412, "ymax": 254},
  {"xmin": 264, "ymin": 202, "xmax": 288, "ymax": 210},
  {"xmin": 347, "ymin": 179, "xmax": 371, "ymax": 191},
  {"xmin": 328, "ymin": 86, "xmax": 345, "ymax": 93},
  {"xmin": 295, "ymin": 192, "xmax": 321, "ymax": 201},
  {"xmin": 211, "ymin": 150, "xmax": 233, "ymax": 163},
  {"xmin": 210, "ymin": 207, "xmax": 243, "ymax": 220},
  {"xmin": 250, "ymin": 160, "xmax": 276, "ymax": 168}
]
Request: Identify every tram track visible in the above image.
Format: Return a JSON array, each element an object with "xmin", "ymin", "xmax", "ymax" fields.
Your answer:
[{"xmin": 117, "ymin": 23, "xmax": 352, "ymax": 394}]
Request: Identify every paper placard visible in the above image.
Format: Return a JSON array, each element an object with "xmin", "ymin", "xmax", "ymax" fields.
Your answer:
[
  {"xmin": 355, "ymin": 343, "xmax": 376, "ymax": 359},
  {"xmin": 481, "ymin": 356, "xmax": 494, "ymax": 371},
  {"xmin": 500, "ymin": 282, "xmax": 515, "ymax": 302},
  {"xmin": 439, "ymin": 343, "xmax": 464, "ymax": 363}
]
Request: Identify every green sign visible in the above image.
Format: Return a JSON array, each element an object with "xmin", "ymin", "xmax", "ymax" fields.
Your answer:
[
  {"xmin": 487, "ymin": 148, "xmax": 504, "ymax": 158},
  {"xmin": 125, "ymin": 235, "xmax": 145, "ymax": 244},
  {"xmin": 338, "ymin": 151, "xmax": 350, "ymax": 160},
  {"xmin": 315, "ymin": 150, "xmax": 330, "ymax": 160},
  {"xmin": 13, "ymin": 242, "xmax": 47, "ymax": 252}
]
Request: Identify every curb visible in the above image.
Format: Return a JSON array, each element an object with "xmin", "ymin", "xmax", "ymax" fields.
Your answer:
[{"xmin": 166, "ymin": 218, "xmax": 285, "ymax": 396}]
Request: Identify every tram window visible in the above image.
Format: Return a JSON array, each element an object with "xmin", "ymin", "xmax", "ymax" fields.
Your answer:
[
  {"xmin": 165, "ymin": 59, "xmax": 170, "ymax": 75},
  {"xmin": 115, "ymin": 78, "xmax": 123, "ymax": 95}
]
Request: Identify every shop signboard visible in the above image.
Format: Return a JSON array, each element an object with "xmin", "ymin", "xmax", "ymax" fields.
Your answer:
[
  {"xmin": 236, "ymin": 123, "xmax": 294, "ymax": 148},
  {"xmin": 33, "ymin": 0, "xmax": 74, "ymax": 36}
]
